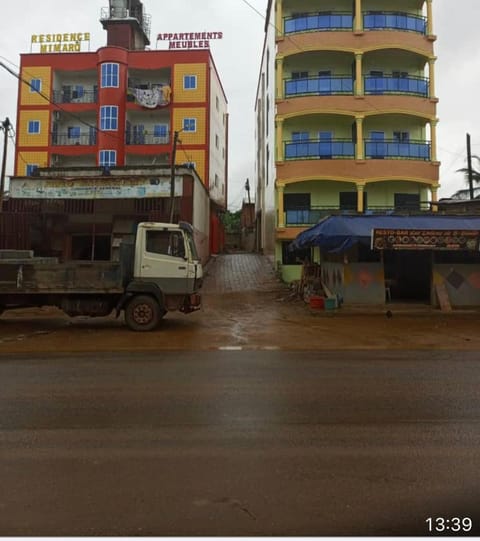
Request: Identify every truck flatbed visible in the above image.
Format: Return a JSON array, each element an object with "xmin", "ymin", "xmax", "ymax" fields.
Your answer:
[{"xmin": 0, "ymin": 260, "xmax": 125, "ymax": 294}]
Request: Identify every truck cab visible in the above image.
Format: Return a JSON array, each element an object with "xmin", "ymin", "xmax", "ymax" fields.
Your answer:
[{"xmin": 123, "ymin": 221, "xmax": 203, "ymax": 330}]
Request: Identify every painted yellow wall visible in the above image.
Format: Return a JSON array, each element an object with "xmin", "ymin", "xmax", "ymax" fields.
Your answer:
[
  {"xmin": 20, "ymin": 66, "xmax": 51, "ymax": 105},
  {"xmin": 173, "ymin": 107, "xmax": 206, "ymax": 145},
  {"xmin": 176, "ymin": 149, "xmax": 206, "ymax": 185},
  {"xmin": 173, "ymin": 63, "xmax": 207, "ymax": 103},
  {"xmin": 18, "ymin": 110, "xmax": 50, "ymax": 147},
  {"xmin": 16, "ymin": 151, "xmax": 49, "ymax": 175}
]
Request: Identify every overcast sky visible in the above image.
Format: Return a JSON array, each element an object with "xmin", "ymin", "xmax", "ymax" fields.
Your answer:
[{"xmin": 0, "ymin": 0, "xmax": 479, "ymax": 209}]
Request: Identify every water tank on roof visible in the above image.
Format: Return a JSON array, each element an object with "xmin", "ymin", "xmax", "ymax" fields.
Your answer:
[{"xmin": 110, "ymin": 0, "xmax": 128, "ymax": 18}]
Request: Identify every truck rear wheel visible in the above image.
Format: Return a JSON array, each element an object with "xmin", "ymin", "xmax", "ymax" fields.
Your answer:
[{"xmin": 125, "ymin": 295, "xmax": 162, "ymax": 332}]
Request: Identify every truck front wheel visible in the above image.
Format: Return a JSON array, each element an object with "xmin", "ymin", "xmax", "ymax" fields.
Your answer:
[{"xmin": 125, "ymin": 295, "xmax": 162, "ymax": 332}]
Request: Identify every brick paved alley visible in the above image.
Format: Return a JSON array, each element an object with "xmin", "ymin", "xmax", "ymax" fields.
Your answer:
[{"xmin": 202, "ymin": 253, "xmax": 282, "ymax": 294}]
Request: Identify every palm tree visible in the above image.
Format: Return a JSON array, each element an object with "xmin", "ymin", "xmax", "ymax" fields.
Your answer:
[{"xmin": 452, "ymin": 155, "xmax": 480, "ymax": 199}]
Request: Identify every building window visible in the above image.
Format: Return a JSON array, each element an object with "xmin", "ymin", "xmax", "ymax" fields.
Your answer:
[
  {"xmin": 215, "ymin": 174, "xmax": 219, "ymax": 187},
  {"xmin": 215, "ymin": 96, "xmax": 219, "ymax": 111},
  {"xmin": 292, "ymin": 71, "xmax": 308, "ymax": 79},
  {"xmin": 284, "ymin": 193, "xmax": 311, "ymax": 225},
  {"xmin": 183, "ymin": 75, "xmax": 197, "ymax": 90},
  {"xmin": 266, "ymin": 48, "xmax": 270, "ymax": 88},
  {"xmin": 153, "ymin": 124, "xmax": 168, "ymax": 139},
  {"xmin": 26, "ymin": 164, "xmax": 38, "ymax": 176},
  {"xmin": 30, "ymin": 79, "xmax": 41, "ymax": 93},
  {"xmin": 183, "ymin": 118, "xmax": 196, "ymax": 132},
  {"xmin": 394, "ymin": 193, "xmax": 420, "ymax": 211},
  {"xmin": 28, "ymin": 120, "xmax": 40, "ymax": 134},
  {"xmin": 99, "ymin": 150, "xmax": 117, "ymax": 167},
  {"xmin": 393, "ymin": 131, "xmax": 410, "ymax": 143},
  {"xmin": 292, "ymin": 131, "xmax": 309, "ymax": 141},
  {"xmin": 101, "ymin": 63, "xmax": 119, "ymax": 88},
  {"xmin": 100, "ymin": 106, "xmax": 118, "ymax": 130},
  {"xmin": 215, "ymin": 134, "xmax": 219, "ymax": 149},
  {"xmin": 282, "ymin": 241, "xmax": 311, "ymax": 265},
  {"xmin": 72, "ymin": 85, "xmax": 85, "ymax": 100},
  {"xmin": 68, "ymin": 126, "xmax": 81, "ymax": 139},
  {"xmin": 339, "ymin": 192, "xmax": 358, "ymax": 211}
]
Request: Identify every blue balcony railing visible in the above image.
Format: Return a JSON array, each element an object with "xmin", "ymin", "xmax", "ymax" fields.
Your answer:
[
  {"xmin": 364, "ymin": 75, "xmax": 428, "ymax": 97},
  {"xmin": 284, "ymin": 204, "xmax": 433, "ymax": 225},
  {"xmin": 365, "ymin": 139, "xmax": 431, "ymax": 160},
  {"xmin": 364, "ymin": 11, "xmax": 427, "ymax": 34},
  {"xmin": 285, "ymin": 76, "xmax": 354, "ymax": 97},
  {"xmin": 285, "ymin": 139, "xmax": 355, "ymax": 160},
  {"xmin": 285, "ymin": 208, "xmax": 344, "ymax": 225},
  {"xmin": 284, "ymin": 12, "xmax": 353, "ymax": 34}
]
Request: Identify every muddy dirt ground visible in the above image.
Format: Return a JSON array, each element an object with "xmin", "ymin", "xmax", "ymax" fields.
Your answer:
[{"xmin": 1, "ymin": 254, "xmax": 480, "ymax": 354}]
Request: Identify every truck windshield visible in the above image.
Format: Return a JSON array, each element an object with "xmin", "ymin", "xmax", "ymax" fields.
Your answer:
[{"xmin": 185, "ymin": 232, "xmax": 199, "ymax": 261}]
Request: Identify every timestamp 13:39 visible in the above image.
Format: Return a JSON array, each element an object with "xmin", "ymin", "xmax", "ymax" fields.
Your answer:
[{"xmin": 426, "ymin": 517, "xmax": 473, "ymax": 533}]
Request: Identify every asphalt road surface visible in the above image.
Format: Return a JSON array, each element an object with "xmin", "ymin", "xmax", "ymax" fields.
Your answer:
[{"xmin": 0, "ymin": 349, "xmax": 479, "ymax": 536}]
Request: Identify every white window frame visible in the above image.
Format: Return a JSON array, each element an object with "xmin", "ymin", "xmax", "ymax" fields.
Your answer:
[
  {"xmin": 100, "ymin": 106, "xmax": 118, "ymax": 131},
  {"xmin": 183, "ymin": 75, "xmax": 197, "ymax": 90},
  {"xmin": 28, "ymin": 120, "xmax": 41, "ymax": 134},
  {"xmin": 99, "ymin": 150, "xmax": 117, "ymax": 167},
  {"xmin": 30, "ymin": 79, "xmax": 42, "ymax": 93},
  {"xmin": 183, "ymin": 118, "xmax": 197, "ymax": 132},
  {"xmin": 101, "ymin": 63, "xmax": 120, "ymax": 88}
]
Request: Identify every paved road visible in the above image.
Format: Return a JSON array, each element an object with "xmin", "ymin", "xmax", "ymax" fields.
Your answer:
[{"xmin": 0, "ymin": 350, "xmax": 479, "ymax": 536}]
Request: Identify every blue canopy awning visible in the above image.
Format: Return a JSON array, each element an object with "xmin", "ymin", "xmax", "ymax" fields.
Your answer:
[{"xmin": 290, "ymin": 215, "xmax": 480, "ymax": 253}]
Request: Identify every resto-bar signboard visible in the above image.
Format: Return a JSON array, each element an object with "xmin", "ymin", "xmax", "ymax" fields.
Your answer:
[{"xmin": 371, "ymin": 229, "xmax": 480, "ymax": 251}]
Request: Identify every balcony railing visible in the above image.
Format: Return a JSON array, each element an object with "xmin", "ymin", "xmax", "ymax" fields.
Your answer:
[
  {"xmin": 284, "ymin": 205, "xmax": 432, "ymax": 225},
  {"xmin": 285, "ymin": 75, "xmax": 354, "ymax": 97},
  {"xmin": 284, "ymin": 12, "xmax": 353, "ymax": 34},
  {"xmin": 285, "ymin": 139, "xmax": 355, "ymax": 160},
  {"xmin": 52, "ymin": 132, "xmax": 97, "ymax": 146},
  {"xmin": 365, "ymin": 139, "xmax": 431, "ymax": 160},
  {"xmin": 52, "ymin": 89, "xmax": 97, "ymax": 104},
  {"xmin": 125, "ymin": 132, "xmax": 170, "ymax": 145},
  {"xmin": 363, "ymin": 11, "xmax": 427, "ymax": 34},
  {"xmin": 364, "ymin": 75, "xmax": 429, "ymax": 96}
]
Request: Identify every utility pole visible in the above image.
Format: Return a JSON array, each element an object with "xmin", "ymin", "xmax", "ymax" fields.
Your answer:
[
  {"xmin": 467, "ymin": 133, "xmax": 474, "ymax": 200},
  {"xmin": 169, "ymin": 130, "xmax": 180, "ymax": 223},
  {"xmin": 0, "ymin": 117, "xmax": 11, "ymax": 211},
  {"xmin": 245, "ymin": 177, "xmax": 254, "ymax": 227}
]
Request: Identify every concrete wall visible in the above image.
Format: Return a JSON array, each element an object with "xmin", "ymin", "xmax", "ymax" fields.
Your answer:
[
  {"xmin": 322, "ymin": 262, "xmax": 385, "ymax": 304},
  {"xmin": 433, "ymin": 264, "xmax": 480, "ymax": 307}
]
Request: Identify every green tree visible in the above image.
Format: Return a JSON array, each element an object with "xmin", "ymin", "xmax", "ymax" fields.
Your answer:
[{"xmin": 222, "ymin": 210, "xmax": 241, "ymax": 234}]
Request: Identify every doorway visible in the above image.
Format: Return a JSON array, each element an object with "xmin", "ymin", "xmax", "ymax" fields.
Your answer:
[{"xmin": 383, "ymin": 250, "xmax": 432, "ymax": 302}]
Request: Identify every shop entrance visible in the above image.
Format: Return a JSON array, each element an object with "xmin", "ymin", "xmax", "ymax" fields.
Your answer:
[
  {"xmin": 383, "ymin": 250, "xmax": 432, "ymax": 302},
  {"xmin": 71, "ymin": 235, "xmax": 111, "ymax": 260}
]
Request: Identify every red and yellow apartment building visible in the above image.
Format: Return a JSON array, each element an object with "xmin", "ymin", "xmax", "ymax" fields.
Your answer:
[
  {"xmin": 255, "ymin": 0, "xmax": 439, "ymax": 282},
  {"xmin": 8, "ymin": 0, "xmax": 228, "ymax": 258}
]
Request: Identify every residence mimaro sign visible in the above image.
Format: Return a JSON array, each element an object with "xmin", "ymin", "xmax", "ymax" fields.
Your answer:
[
  {"xmin": 371, "ymin": 229, "xmax": 480, "ymax": 251},
  {"xmin": 30, "ymin": 32, "xmax": 91, "ymax": 53}
]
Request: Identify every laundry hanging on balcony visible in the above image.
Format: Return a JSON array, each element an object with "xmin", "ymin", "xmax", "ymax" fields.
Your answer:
[{"xmin": 132, "ymin": 84, "xmax": 171, "ymax": 108}]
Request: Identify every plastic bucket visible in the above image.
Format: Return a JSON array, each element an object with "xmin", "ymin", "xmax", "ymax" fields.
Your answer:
[
  {"xmin": 309, "ymin": 295, "xmax": 325, "ymax": 310},
  {"xmin": 325, "ymin": 297, "xmax": 337, "ymax": 311}
]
